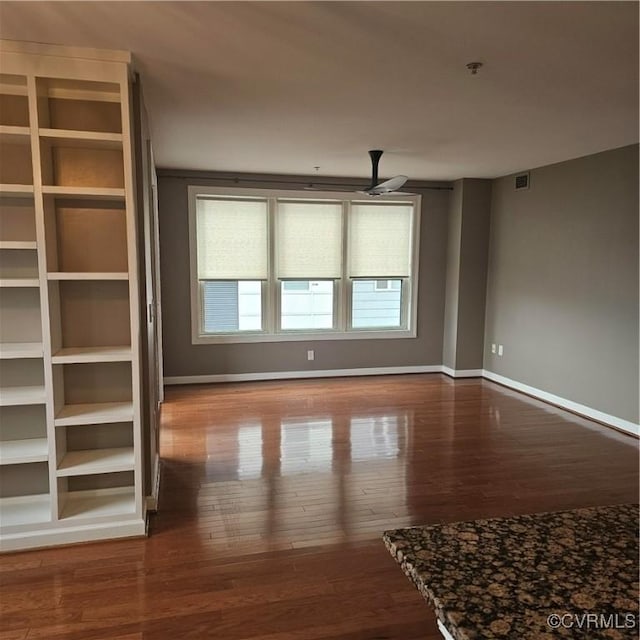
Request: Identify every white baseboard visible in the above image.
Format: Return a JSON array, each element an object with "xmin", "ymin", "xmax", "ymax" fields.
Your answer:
[
  {"xmin": 0, "ymin": 519, "xmax": 146, "ymax": 552},
  {"xmin": 163, "ymin": 365, "xmax": 638, "ymax": 438},
  {"xmin": 145, "ymin": 454, "xmax": 161, "ymax": 512},
  {"xmin": 164, "ymin": 365, "xmax": 441, "ymax": 386},
  {"xmin": 441, "ymin": 366, "xmax": 484, "ymax": 378},
  {"xmin": 482, "ymin": 370, "xmax": 639, "ymax": 437}
]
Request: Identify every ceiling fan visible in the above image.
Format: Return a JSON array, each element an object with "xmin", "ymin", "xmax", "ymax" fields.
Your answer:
[
  {"xmin": 359, "ymin": 149, "xmax": 410, "ymax": 196},
  {"xmin": 306, "ymin": 150, "xmax": 412, "ymax": 196}
]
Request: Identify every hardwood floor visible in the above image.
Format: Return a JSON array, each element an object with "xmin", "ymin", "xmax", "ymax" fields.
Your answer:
[{"xmin": 1, "ymin": 374, "xmax": 638, "ymax": 639}]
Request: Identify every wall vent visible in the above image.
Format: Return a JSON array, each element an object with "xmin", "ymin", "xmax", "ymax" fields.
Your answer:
[{"xmin": 515, "ymin": 172, "xmax": 530, "ymax": 190}]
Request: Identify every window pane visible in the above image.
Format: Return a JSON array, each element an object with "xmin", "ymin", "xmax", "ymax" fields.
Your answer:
[
  {"xmin": 352, "ymin": 279, "xmax": 402, "ymax": 328},
  {"xmin": 281, "ymin": 280, "xmax": 333, "ymax": 330},
  {"xmin": 202, "ymin": 280, "xmax": 262, "ymax": 332},
  {"xmin": 196, "ymin": 197, "xmax": 268, "ymax": 279},
  {"xmin": 349, "ymin": 203, "xmax": 412, "ymax": 278},
  {"xmin": 282, "ymin": 281, "xmax": 310, "ymax": 291},
  {"xmin": 277, "ymin": 201, "xmax": 342, "ymax": 278}
]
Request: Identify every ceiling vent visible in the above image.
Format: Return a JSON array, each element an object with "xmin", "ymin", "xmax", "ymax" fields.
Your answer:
[{"xmin": 515, "ymin": 172, "xmax": 530, "ymax": 190}]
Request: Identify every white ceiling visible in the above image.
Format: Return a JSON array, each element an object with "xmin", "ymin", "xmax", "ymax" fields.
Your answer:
[{"xmin": 0, "ymin": 1, "xmax": 637, "ymax": 181}]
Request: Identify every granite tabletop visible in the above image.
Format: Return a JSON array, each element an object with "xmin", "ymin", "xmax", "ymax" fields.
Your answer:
[{"xmin": 383, "ymin": 504, "xmax": 639, "ymax": 639}]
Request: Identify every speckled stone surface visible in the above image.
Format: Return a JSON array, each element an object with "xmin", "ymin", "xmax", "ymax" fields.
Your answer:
[{"xmin": 383, "ymin": 504, "xmax": 639, "ymax": 639}]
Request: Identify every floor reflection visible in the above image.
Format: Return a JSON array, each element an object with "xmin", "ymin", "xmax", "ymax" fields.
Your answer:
[{"xmin": 224, "ymin": 410, "xmax": 410, "ymax": 545}]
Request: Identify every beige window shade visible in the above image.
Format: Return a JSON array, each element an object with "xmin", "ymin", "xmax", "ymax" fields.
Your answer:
[
  {"xmin": 196, "ymin": 198, "xmax": 268, "ymax": 280},
  {"xmin": 349, "ymin": 203, "xmax": 413, "ymax": 278},
  {"xmin": 276, "ymin": 201, "xmax": 343, "ymax": 278}
]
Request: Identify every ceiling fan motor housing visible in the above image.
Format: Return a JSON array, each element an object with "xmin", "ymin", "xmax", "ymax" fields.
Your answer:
[{"xmin": 368, "ymin": 149, "xmax": 384, "ymax": 188}]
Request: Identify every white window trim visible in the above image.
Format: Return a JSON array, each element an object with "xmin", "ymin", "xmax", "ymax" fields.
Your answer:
[{"xmin": 188, "ymin": 185, "xmax": 421, "ymax": 345}]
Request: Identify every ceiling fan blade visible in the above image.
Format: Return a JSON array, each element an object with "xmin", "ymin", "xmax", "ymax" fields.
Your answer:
[
  {"xmin": 367, "ymin": 175, "xmax": 408, "ymax": 194},
  {"xmin": 357, "ymin": 189, "xmax": 415, "ymax": 198}
]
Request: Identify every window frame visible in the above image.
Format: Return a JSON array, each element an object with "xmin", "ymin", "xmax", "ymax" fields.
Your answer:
[{"xmin": 188, "ymin": 185, "xmax": 421, "ymax": 344}]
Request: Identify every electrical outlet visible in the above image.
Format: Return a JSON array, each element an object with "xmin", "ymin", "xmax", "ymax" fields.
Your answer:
[
  {"xmin": 307, "ymin": 350, "xmax": 314, "ymax": 361},
  {"xmin": 498, "ymin": 344, "xmax": 504, "ymax": 356},
  {"xmin": 491, "ymin": 343, "xmax": 496, "ymax": 354}
]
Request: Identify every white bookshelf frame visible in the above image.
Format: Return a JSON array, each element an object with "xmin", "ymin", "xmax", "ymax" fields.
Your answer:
[{"xmin": 0, "ymin": 40, "xmax": 146, "ymax": 551}]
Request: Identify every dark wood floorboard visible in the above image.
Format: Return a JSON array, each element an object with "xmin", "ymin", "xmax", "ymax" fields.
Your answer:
[{"xmin": 1, "ymin": 374, "xmax": 638, "ymax": 639}]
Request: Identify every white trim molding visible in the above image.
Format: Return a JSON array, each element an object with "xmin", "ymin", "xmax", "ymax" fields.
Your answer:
[
  {"xmin": 145, "ymin": 454, "xmax": 161, "ymax": 512},
  {"xmin": 164, "ymin": 365, "xmax": 441, "ymax": 386},
  {"xmin": 482, "ymin": 370, "xmax": 639, "ymax": 437},
  {"xmin": 441, "ymin": 366, "xmax": 484, "ymax": 378},
  {"xmin": 437, "ymin": 620, "xmax": 456, "ymax": 640}
]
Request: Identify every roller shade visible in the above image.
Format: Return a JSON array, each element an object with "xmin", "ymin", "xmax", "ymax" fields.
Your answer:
[
  {"xmin": 196, "ymin": 197, "xmax": 268, "ymax": 280},
  {"xmin": 349, "ymin": 203, "xmax": 413, "ymax": 278},
  {"xmin": 276, "ymin": 201, "xmax": 343, "ymax": 278}
]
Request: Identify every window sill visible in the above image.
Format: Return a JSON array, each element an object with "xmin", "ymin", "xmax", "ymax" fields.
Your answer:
[{"xmin": 192, "ymin": 328, "xmax": 417, "ymax": 345}]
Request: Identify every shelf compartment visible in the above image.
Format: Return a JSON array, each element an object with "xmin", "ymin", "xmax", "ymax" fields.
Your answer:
[
  {"xmin": 0, "ymin": 438, "xmax": 48, "ymax": 465},
  {"xmin": 57, "ymin": 447, "xmax": 134, "ymax": 477},
  {"xmin": 0, "ymin": 462, "xmax": 50, "ymax": 527},
  {"xmin": 0, "ymin": 141, "xmax": 33, "ymax": 185},
  {"xmin": 43, "ymin": 197, "xmax": 128, "ymax": 273},
  {"xmin": 52, "ymin": 346, "xmax": 132, "ymax": 364},
  {"xmin": 0, "ymin": 248, "xmax": 39, "ymax": 279},
  {"xmin": 59, "ymin": 485, "xmax": 135, "ymax": 521},
  {"xmin": 36, "ymin": 78, "xmax": 122, "ymax": 133},
  {"xmin": 58, "ymin": 468, "xmax": 135, "ymax": 521},
  {"xmin": 0, "ymin": 404, "xmax": 47, "ymax": 442},
  {"xmin": 0, "ymin": 493, "xmax": 51, "ymax": 528},
  {"xmin": 0, "ymin": 342, "xmax": 43, "ymax": 359},
  {"xmin": 0, "ymin": 75, "xmax": 29, "ymax": 127},
  {"xmin": 53, "ymin": 361, "xmax": 132, "ymax": 414},
  {"xmin": 50, "ymin": 280, "xmax": 131, "ymax": 353},
  {"xmin": 0, "ymin": 197, "xmax": 36, "ymax": 242},
  {"xmin": 0, "ymin": 359, "xmax": 45, "ymax": 406},
  {"xmin": 0, "ymin": 288, "xmax": 42, "ymax": 344},
  {"xmin": 40, "ymin": 142, "xmax": 124, "ymax": 190},
  {"xmin": 55, "ymin": 401, "xmax": 134, "ymax": 427}
]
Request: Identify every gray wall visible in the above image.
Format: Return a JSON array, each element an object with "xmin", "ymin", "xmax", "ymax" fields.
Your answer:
[
  {"xmin": 158, "ymin": 171, "xmax": 450, "ymax": 378},
  {"xmin": 484, "ymin": 144, "xmax": 639, "ymax": 423},
  {"xmin": 442, "ymin": 180, "xmax": 462, "ymax": 369},
  {"xmin": 456, "ymin": 179, "xmax": 492, "ymax": 370},
  {"xmin": 442, "ymin": 179, "xmax": 492, "ymax": 371}
]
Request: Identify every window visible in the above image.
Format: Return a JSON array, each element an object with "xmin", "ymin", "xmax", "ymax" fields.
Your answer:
[
  {"xmin": 201, "ymin": 281, "xmax": 262, "ymax": 332},
  {"xmin": 189, "ymin": 186, "xmax": 420, "ymax": 343},
  {"xmin": 352, "ymin": 279, "xmax": 403, "ymax": 328},
  {"xmin": 281, "ymin": 280, "xmax": 334, "ymax": 330}
]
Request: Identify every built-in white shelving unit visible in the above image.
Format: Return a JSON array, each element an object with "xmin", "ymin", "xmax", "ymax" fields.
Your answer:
[{"xmin": 0, "ymin": 40, "xmax": 145, "ymax": 551}]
